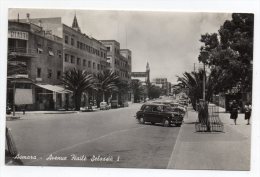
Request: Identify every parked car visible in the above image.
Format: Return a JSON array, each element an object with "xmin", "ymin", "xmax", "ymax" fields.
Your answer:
[
  {"xmin": 136, "ymin": 103, "xmax": 183, "ymax": 127},
  {"xmin": 100, "ymin": 102, "xmax": 110, "ymax": 110},
  {"xmin": 80, "ymin": 105, "xmax": 94, "ymax": 112},
  {"xmin": 153, "ymin": 101, "xmax": 186, "ymax": 117},
  {"xmin": 111, "ymin": 100, "xmax": 119, "ymax": 109}
]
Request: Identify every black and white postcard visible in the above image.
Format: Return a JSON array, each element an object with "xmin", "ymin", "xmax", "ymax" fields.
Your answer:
[{"xmin": 1, "ymin": 1, "xmax": 259, "ymax": 177}]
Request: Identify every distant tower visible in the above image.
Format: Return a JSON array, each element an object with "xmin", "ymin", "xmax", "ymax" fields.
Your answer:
[
  {"xmin": 72, "ymin": 13, "xmax": 81, "ymax": 32},
  {"xmin": 146, "ymin": 62, "xmax": 150, "ymax": 83}
]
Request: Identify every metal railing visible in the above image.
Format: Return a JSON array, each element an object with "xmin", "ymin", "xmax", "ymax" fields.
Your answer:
[
  {"xmin": 8, "ymin": 47, "xmax": 37, "ymax": 57},
  {"xmin": 195, "ymin": 102, "xmax": 224, "ymax": 132}
]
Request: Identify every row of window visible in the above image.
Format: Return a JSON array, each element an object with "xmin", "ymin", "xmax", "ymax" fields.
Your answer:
[
  {"xmin": 64, "ymin": 35, "xmax": 106, "ymax": 59},
  {"xmin": 114, "ymin": 70, "xmax": 130, "ymax": 79},
  {"xmin": 37, "ymin": 45, "xmax": 62, "ymax": 58},
  {"xmin": 64, "ymin": 54, "xmax": 106, "ymax": 70},
  {"xmin": 37, "ymin": 68, "xmax": 61, "ymax": 80},
  {"xmin": 115, "ymin": 59, "xmax": 129, "ymax": 68},
  {"xmin": 106, "ymin": 46, "xmax": 120, "ymax": 56}
]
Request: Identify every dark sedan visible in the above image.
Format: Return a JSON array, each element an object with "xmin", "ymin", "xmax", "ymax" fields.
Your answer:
[{"xmin": 136, "ymin": 103, "xmax": 183, "ymax": 127}]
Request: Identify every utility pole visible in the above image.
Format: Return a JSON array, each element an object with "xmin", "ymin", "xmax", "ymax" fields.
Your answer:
[
  {"xmin": 12, "ymin": 78, "xmax": 16, "ymax": 116},
  {"xmin": 203, "ymin": 63, "xmax": 206, "ymax": 101}
]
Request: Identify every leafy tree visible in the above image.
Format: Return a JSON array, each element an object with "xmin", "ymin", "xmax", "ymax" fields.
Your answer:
[
  {"xmin": 61, "ymin": 68, "xmax": 95, "ymax": 111},
  {"xmin": 198, "ymin": 13, "xmax": 254, "ymax": 93},
  {"xmin": 131, "ymin": 79, "xmax": 144, "ymax": 103},
  {"xmin": 148, "ymin": 85, "xmax": 161, "ymax": 99}
]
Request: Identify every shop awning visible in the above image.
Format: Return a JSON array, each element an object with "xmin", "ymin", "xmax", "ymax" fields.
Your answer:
[{"xmin": 35, "ymin": 84, "xmax": 72, "ymax": 94}]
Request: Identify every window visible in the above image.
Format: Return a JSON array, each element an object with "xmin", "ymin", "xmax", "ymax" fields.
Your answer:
[
  {"xmin": 77, "ymin": 58, "xmax": 81, "ymax": 65},
  {"xmin": 106, "ymin": 46, "xmax": 111, "ymax": 51},
  {"xmin": 97, "ymin": 64, "xmax": 100, "ymax": 70},
  {"xmin": 57, "ymin": 71, "xmax": 61, "ymax": 79},
  {"xmin": 47, "ymin": 69, "xmax": 52, "ymax": 78},
  {"xmin": 88, "ymin": 61, "xmax": 91, "ymax": 68},
  {"xmin": 65, "ymin": 35, "xmax": 69, "ymax": 44},
  {"xmin": 143, "ymin": 105, "xmax": 152, "ymax": 112},
  {"xmin": 83, "ymin": 59, "xmax": 86, "ymax": 66},
  {"xmin": 65, "ymin": 54, "xmax": 69, "ymax": 62},
  {"xmin": 71, "ymin": 55, "xmax": 75, "ymax": 64},
  {"xmin": 77, "ymin": 41, "xmax": 80, "ymax": 48},
  {"xmin": 37, "ymin": 68, "xmax": 41, "ymax": 78},
  {"xmin": 71, "ymin": 38, "xmax": 74, "ymax": 46},
  {"xmin": 106, "ymin": 57, "xmax": 111, "ymax": 63},
  {"xmin": 48, "ymin": 47, "xmax": 54, "ymax": 56},
  {"xmin": 80, "ymin": 43, "xmax": 83, "ymax": 49},
  {"xmin": 57, "ymin": 50, "xmax": 62, "ymax": 58},
  {"xmin": 93, "ymin": 62, "xmax": 96, "ymax": 69},
  {"xmin": 37, "ymin": 48, "xmax": 43, "ymax": 54}
]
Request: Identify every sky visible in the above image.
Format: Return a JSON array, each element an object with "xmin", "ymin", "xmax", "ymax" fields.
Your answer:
[{"xmin": 9, "ymin": 9, "xmax": 231, "ymax": 84}]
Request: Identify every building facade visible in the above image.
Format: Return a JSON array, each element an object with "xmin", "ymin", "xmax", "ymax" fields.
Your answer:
[
  {"xmin": 8, "ymin": 19, "xmax": 66, "ymax": 111},
  {"xmin": 63, "ymin": 16, "xmax": 109, "ymax": 74},
  {"xmin": 153, "ymin": 78, "xmax": 171, "ymax": 96},
  {"xmin": 100, "ymin": 40, "xmax": 132, "ymax": 82},
  {"xmin": 100, "ymin": 40, "xmax": 132, "ymax": 104},
  {"xmin": 8, "ymin": 13, "xmax": 134, "ymax": 110}
]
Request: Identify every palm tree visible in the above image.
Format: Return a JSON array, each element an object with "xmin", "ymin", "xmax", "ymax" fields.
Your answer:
[
  {"xmin": 95, "ymin": 69, "xmax": 119, "ymax": 103},
  {"xmin": 115, "ymin": 79, "xmax": 130, "ymax": 105},
  {"xmin": 131, "ymin": 79, "xmax": 145, "ymax": 103},
  {"xmin": 177, "ymin": 70, "xmax": 204, "ymax": 110},
  {"xmin": 177, "ymin": 69, "xmax": 216, "ymax": 110},
  {"xmin": 61, "ymin": 68, "xmax": 95, "ymax": 111}
]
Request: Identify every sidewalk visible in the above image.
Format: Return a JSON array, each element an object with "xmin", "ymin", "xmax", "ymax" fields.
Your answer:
[{"xmin": 167, "ymin": 105, "xmax": 251, "ymax": 170}]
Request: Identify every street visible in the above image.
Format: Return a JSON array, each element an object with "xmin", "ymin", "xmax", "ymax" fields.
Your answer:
[{"xmin": 6, "ymin": 102, "xmax": 181, "ymax": 168}]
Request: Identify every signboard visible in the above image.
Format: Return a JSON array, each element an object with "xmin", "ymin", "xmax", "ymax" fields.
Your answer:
[
  {"xmin": 15, "ymin": 88, "xmax": 33, "ymax": 105},
  {"xmin": 8, "ymin": 31, "xmax": 28, "ymax": 40},
  {"xmin": 131, "ymin": 72, "xmax": 147, "ymax": 77}
]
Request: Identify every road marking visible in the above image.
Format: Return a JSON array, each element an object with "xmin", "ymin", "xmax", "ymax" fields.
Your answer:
[
  {"xmin": 166, "ymin": 124, "xmax": 183, "ymax": 169},
  {"xmin": 26, "ymin": 126, "xmax": 146, "ymax": 165}
]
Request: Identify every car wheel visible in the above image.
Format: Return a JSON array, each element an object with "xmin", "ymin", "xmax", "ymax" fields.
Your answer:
[
  {"xmin": 139, "ymin": 117, "xmax": 145, "ymax": 124},
  {"xmin": 163, "ymin": 119, "xmax": 171, "ymax": 127},
  {"xmin": 151, "ymin": 121, "xmax": 155, "ymax": 125}
]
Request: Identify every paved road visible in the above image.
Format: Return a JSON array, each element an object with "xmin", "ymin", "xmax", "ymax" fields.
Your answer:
[{"xmin": 6, "ymin": 102, "xmax": 181, "ymax": 168}]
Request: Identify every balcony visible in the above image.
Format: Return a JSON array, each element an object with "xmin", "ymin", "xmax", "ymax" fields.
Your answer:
[{"xmin": 8, "ymin": 47, "xmax": 37, "ymax": 58}]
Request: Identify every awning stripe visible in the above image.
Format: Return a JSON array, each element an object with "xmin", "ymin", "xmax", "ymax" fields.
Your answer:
[{"xmin": 35, "ymin": 84, "xmax": 72, "ymax": 94}]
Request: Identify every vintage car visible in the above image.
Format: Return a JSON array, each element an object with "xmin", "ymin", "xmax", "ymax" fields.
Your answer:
[
  {"xmin": 152, "ymin": 101, "xmax": 186, "ymax": 117},
  {"xmin": 135, "ymin": 103, "xmax": 183, "ymax": 127},
  {"xmin": 100, "ymin": 102, "xmax": 111, "ymax": 110},
  {"xmin": 80, "ymin": 105, "xmax": 97, "ymax": 112}
]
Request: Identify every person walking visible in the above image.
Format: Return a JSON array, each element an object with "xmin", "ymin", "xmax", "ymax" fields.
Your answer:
[
  {"xmin": 244, "ymin": 102, "xmax": 252, "ymax": 125},
  {"xmin": 230, "ymin": 100, "xmax": 239, "ymax": 125}
]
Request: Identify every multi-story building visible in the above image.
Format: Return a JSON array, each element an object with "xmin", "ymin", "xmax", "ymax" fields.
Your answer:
[
  {"xmin": 153, "ymin": 78, "xmax": 171, "ymax": 96},
  {"xmin": 63, "ymin": 16, "xmax": 109, "ymax": 74},
  {"xmin": 100, "ymin": 40, "xmax": 132, "ymax": 104},
  {"xmin": 7, "ymin": 18, "xmax": 66, "ymax": 111},
  {"xmin": 27, "ymin": 15, "xmax": 109, "ymax": 74},
  {"xmin": 100, "ymin": 40, "xmax": 132, "ymax": 82},
  {"xmin": 7, "ymin": 13, "xmax": 112, "ymax": 110}
]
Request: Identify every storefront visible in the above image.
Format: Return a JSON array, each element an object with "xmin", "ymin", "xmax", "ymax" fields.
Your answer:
[{"xmin": 35, "ymin": 84, "xmax": 72, "ymax": 110}]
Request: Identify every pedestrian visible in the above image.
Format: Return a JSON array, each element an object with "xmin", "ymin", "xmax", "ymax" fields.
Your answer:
[
  {"xmin": 244, "ymin": 102, "xmax": 252, "ymax": 125},
  {"xmin": 22, "ymin": 105, "xmax": 26, "ymax": 115},
  {"xmin": 230, "ymin": 100, "xmax": 239, "ymax": 125}
]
